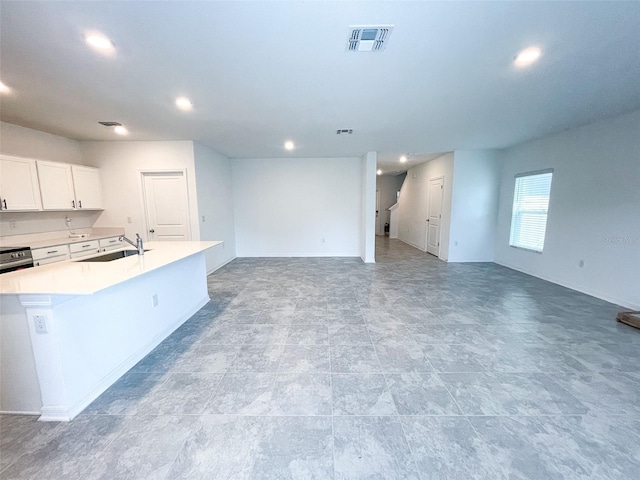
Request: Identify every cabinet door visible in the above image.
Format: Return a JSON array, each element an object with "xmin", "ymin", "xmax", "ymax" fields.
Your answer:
[
  {"xmin": 71, "ymin": 165, "xmax": 103, "ymax": 209},
  {"xmin": 37, "ymin": 160, "xmax": 75, "ymax": 210},
  {"xmin": 0, "ymin": 155, "xmax": 42, "ymax": 211}
]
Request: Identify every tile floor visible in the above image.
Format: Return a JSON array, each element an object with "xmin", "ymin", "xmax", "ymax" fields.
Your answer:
[{"xmin": 2, "ymin": 238, "xmax": 640, "ymax": 479}]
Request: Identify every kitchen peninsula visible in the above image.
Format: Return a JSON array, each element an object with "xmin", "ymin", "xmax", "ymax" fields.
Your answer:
[{"xmin": 0, "ymin": 240, "xmax": 221, "ymax": 421}]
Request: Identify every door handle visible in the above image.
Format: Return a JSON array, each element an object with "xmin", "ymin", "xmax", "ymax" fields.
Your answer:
[{"xmin": 149, "ymin": 229, "xmax": 155, "ymax": 233}]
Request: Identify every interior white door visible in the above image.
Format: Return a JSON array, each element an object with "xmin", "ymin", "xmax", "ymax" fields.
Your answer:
[
  {"xmin": 426, "ymin": 177, "xmax": 444, "ymax": 256},
  {"xmin": 142, "ymin": 172, "xmax": 191, "ymax": 241}
]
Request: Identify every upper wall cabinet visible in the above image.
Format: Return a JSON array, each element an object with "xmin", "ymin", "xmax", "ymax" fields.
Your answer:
[
  {"xmin": 37, "ymin": 161, "xmax": 103, "ymax": 210},
  {"xmin": 71, "ymin": 165, "xmax": 103, "ymax": 209},
  {"xmin": 0, "ymin": 154, "xmax": 43, "ymax": 211}
]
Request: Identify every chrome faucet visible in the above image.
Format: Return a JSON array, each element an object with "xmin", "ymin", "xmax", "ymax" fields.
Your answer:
[{"xmin": 119, "ymin": 234, "xmax": 144, "ymax": 255}]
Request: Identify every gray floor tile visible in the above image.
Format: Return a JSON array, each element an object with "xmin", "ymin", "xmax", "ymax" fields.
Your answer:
[
  {"xmin": 165, "ymin": 415, "xmax": 263, "ymax": 479},
  {"xmin": 269, "ymin": 373, "xmax": 332, "ymax": 415},
  {"xmin": 330, "ymin": 344, "xmax": 381, "ymax": 373},
  {"xmin": 83, "ymin": 372, "xmax": 167, "ymax": 415},
  {"xmin": 137, "ymin": 373, "xmax": 222, "ymax": 415},
  {"xmin": 469, "ymin": 416, "xmax": 595, "ymax": 479},
  {"xmin": 286, "ymin": 324, "xmax": 329, "ymax": 345},
  {"xmin": 386, "ymin": 372, "xmax": 462, "ymax": 415},
  {"xmin": 229, "ymin": 343, "xmax": 285, "ymax": 372},
  {"xmin": 277, "ymin": 345, "xmax": 331, "ymax": 372},
  {"xmin": 374, "ymin": 340, "xmax": 433, "ymax": 373},
  {"xmin": 203, "ymin": 373, "xmax": 275, "ymax": 414},
  {"xmin": 439, "ymin": 372, "xmax": 521, "ymax": 416},
  {"xmin": 401, "ymin": 416, "xmax": 506, "ymax": 479},
  {"xmin": 328, "ymin": 324, "xmax": 372, "ymax": 345},
  {"xmin": 1, "ymin": 415, "xmax": 121, "ymax": 480},
  {"xmin": 80, "ymin": 415, "xmax": 197, "ymax": 480},
  {"xmin": 332, "ymin": 374, "xmax": 397, "ymax": 415},
  {"xmin": 244, "ymin": 324, "xmax": 290, "ymax": 344},
  {"xmin": 333, "ymin": 416, "xmax": 420, "ymax": 480},
  {"xmin": 253, "ymin": 416, "xmax": 334, "ymax": 479},
  {"xmin": 170, "ymin": 343, "xmax": 240, "ymax": 373}
]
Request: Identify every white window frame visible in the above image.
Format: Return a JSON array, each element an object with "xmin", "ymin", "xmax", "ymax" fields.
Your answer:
[{"xmin": 509, "ymin": 169, "xmax": 553, "ymax": 253}]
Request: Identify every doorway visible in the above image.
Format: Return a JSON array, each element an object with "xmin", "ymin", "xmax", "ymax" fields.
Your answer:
[
  {"xmin": 141, "ymin": 171, "xmax": 191, "ymax": 241},
  {"xmin": 426, "ymin": 177, "xmax": 444, "ymax": 256}
]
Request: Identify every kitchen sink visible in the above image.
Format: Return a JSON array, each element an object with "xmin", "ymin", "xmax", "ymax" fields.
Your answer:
[{"xmin": 78, "ymin": 250, "xmax": 150, "ymax": 262}]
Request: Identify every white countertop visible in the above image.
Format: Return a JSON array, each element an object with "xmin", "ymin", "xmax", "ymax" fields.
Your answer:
[
  {"xmin": 1, "ymin": 228, "xmax": 125, "ymax": 250},
  {"xmin": 0, "ymin": 241, "xmax": 221, "ymax": 296}
]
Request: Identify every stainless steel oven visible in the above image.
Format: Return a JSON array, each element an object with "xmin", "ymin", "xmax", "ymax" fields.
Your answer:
[{"xmin": 0, "ymin": 246, "xmax": 34, "ymax": 274}]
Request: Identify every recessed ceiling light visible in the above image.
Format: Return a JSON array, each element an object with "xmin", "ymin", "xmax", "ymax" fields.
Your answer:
[
  {"xmin": 175, "ymin": 96, "xmax": 193, "ymax": 111},
  {"xmin": 84, "ymin": 32, "xmax": 115, "ymax": 53},
  {"xmin": 284, "ymin": 141, "xmax": 295, "ymax": 151},
  {"xmin": 113, "ymin": 125, "xmax": 128, "ymax": 135},
  {"xmin": 0, "ymin": 81, "xmax": 10, "ymax": 94},
  {"xmin": 399, "ymin": 156, "xmax": 407, "ymax": 163},
  {"xmin": 376, "ymin": 169, "xmax": 382, "ymax": 175},
  {"xmin": 514, "ymin": 46, "xmax": 542, "ymax": 67}
]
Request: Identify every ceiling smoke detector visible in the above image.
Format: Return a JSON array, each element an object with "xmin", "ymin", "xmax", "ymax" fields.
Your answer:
[
  {"xmin": 336, "ymin": 129, "xmax": 353, "ymax": 135},
  {"xmin": 347, "ymin": 26, "xmax": 394, "ymax": 52}
]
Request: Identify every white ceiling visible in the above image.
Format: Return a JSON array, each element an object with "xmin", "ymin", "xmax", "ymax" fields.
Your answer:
[{"xmin": 1, "ymin": 1, "xmax": 639, "ymax": 175}]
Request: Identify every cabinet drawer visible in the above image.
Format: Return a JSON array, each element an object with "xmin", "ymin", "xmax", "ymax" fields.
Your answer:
[
  {"xmin": 99, "ymin": 237, "xmax": 123, "ymax": 251},
  {"xmin": 34, "ymin": 253, "xmax": 70, "ymax": 266},
  {"xmin": 32, "ymin": 245, "xmax": 70, "ymax": 261},
  {"xmin": 69, "ymin": 240, "xmax": 100, "ymax": 257}
]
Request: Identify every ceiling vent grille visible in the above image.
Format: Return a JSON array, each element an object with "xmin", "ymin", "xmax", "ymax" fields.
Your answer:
[{"xmin": 347, "ymin": 25, "xmax": 393, "ymax": 52}]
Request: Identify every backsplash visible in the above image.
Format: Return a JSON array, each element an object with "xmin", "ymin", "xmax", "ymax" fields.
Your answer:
[{"xmin": 0, "ymin": 210, "xmax": 102, "ymax": 238}]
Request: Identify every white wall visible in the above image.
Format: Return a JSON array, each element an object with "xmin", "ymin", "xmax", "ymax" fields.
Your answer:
[
  {"xmin": 361, "ymin": 152, "xmax": 377, "ymax": 263},
  {"xmin": 193, "ymin": 142, "xmax": 237, "ymax": 273},
  {"xmin": 232, "ymin": 157, "xmax": 362, "ymax": 257},
  {"xmin": 376, "ymin": 173, "xmax": 406, "ymax": 235},
  {"xmin": 495, "ymin": 109, "xmax": 640, "ymax": 310},
  {"xmin": 80, "ymin": 141, "xmax": 201, "ymax": 243},
  {"xmin": 397, "ymin": 153, "xmax": 454, "ymax": 260},
  {"xmin": 448, "ymin": 150, "xmax": 501, "ymax": 262},
  {"xmin": 0, "ymin": 122, "xmax": 84, "ymax": 165}
]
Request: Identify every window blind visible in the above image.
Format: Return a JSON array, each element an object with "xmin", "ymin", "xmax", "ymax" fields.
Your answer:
[{"xmin": 509, "ymin": 170, "xmax": 553, "ymax": 252}]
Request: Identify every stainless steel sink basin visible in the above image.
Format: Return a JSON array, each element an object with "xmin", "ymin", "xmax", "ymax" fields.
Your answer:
[{"xmin": 78, "ymin": 250, "xmax": 150, "ymax": 262}]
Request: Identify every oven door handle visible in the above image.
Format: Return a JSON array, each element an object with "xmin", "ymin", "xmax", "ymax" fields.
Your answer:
[{"xmin": 0, "ymin": 257, "xmax": 34, "ymax": 272}]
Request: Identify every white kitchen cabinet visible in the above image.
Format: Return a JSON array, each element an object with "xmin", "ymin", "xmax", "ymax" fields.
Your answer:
[
  {"xmin": 32, "ymin": 245, "xmax": 70, "ymax": 266},
  {"xmin": 69, "ymin": 240, "xmax": 101, "ymax": 258},
  {"xmin": 37, "ymin": 160, "xmax": 75, "ymax": 210},
  {"xmin": 37, "ymin": 161, "xmax": 103, "ymax": 210},
  {"xmin": 99, "ymin": 236, "xmax": 123, "ymax": 252},
  {"xmin": 71, "ymin": 165, "xmax": 103, "ymax": 209},
  {"xmin": 0, "ymin": 155, "xmax": 42, "ymax": 211}
]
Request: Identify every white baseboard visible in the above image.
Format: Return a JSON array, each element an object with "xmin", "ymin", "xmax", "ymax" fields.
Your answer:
[
  {"xmin": 207, "ymin": 255, "xmax": 236, "ymax": 275},
  {"xmin": 495, "ymin": 261, "xmax": 639, "ymax": 310},
  {"xmin": 0, "ymin": 410, "xmax": 40, "ymax": 416}
]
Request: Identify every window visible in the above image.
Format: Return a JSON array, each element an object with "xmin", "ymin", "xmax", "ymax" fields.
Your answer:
[{"xmin": 509, "ymin": 169, "xmax": 553, "ymax": 252}]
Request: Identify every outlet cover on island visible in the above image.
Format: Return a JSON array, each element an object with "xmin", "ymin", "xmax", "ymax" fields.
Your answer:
[
  {"xmin": 33, "ymin": 315, "xmax": 48, "ymax": 334},
  {"xmin": 152, "ymin": 294, "xmax": 158, "ymax": 307}
]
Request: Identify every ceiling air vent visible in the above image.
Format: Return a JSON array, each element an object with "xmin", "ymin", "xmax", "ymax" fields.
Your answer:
[
  {"xmin": 347, "ymin": 25, "xmax": 394, "ymax": 52},
  {"xmin": 336, "ymin": 129, "xmax": 353, "ymax": 135}
]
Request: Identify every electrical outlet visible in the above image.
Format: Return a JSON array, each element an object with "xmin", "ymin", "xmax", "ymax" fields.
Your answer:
[
  {"xmin": 127, "ymin": 216, "xmax": 132, "ymax": 224},
  {"xmin": 579, "ymin": 260, "xmax": 585, "ymax": 268},
  {"xmin": 33, "ymin": 315, "xmax": 48, "ymax": 334},
  {"xmin": 152, "ymin": 294, "xmax": 159, "ymax": 307},
  {"xmin": 202, "ymin": 215, "xmax": 206, "ymax": 222}
]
